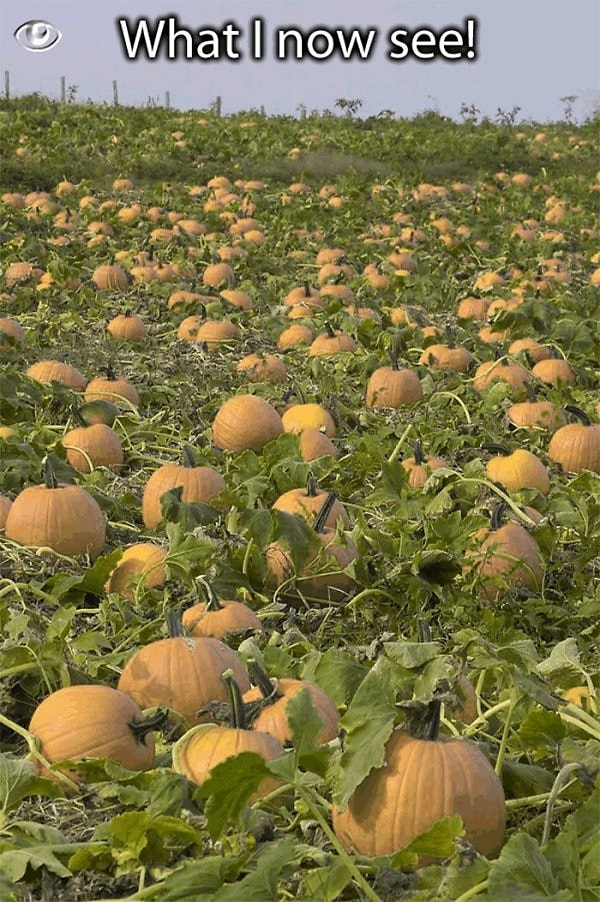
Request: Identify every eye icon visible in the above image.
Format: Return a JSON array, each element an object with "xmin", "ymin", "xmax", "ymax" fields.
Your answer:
[{"xmin": 14, "ymin": 20, "xmax": 62, "ymax": 52}]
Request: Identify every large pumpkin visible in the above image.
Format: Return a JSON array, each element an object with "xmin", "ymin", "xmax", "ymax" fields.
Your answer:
[
  {"xmin": 5, "ymin": 456, "xmax": 106, "ymax": 558},
  {"xmin": 182, "ymin": 580, "xmax": 261, "ymax": 638},
  {"xmin": 28, "ymin": 685, "xmax": 160, "ymax": 781},
  {"xmin": 61, "ymin": 406, "xmax": 124, "ymax": 474},
  {"xmin": 548, "ymin": 406, "xmax": 600, "ymax": 474},
  {"xmin": 212, "ymin": 394, "xmax": 283, "ymax": 453},
  {"xmin": 366, "ymin": 356, "xmax": 423, "ymax": 409},
  {"xmin": 27, "ymin": 359, "xmax": 86, "ymax": 391},
  {"xmin": 142, "ymin": 446, "xmax": 226, "ymax": 529},
  {"xmin": 484, "ymin": 445, "xmax": 550, "ymax": 494},
  {"xmin": 272, "ymin": 474, "xmax": 350, "ymax": 527},
  {"xmin": 105, "ymin": 543, "xmax": 168, "ymax": 600},
  {"xmin": 332, "ymin": 702, "xmax": 505, "ymax": 861}
]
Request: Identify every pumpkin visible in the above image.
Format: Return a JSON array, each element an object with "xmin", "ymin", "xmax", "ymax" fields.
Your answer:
[
  {"xmin": 473, "ymin": 358, "xmax": 530, "ymax": 392},
  {"xmin": 531, "ymin": 356, "xmax": 576, "ymax": 387},
  {"xmin": 5, "ymin": 456, "xmax": 106, "ymax": 558},
  {"xmin": 402, "ymin": 441, "xmax": 447, "ymax": 488},
  {"xmin": 0, "ymin": 494, "xmax": 12, "ymax": 530},
  {"xmin": 277, "ymin": 324, "xmax": 314, "ymax": 349},
  {"xmin": 85, "ymin": 367, "xmax": 139, "ymax": 407},
  {"xmin": 91, "ymin": 264, "xmax": 129, "ymax": 290},
  {"xmin": 28, "ymin": 685, "xmax": 161, "ymax": 782},
  {"xmin": 182, "ymin": 579, "xmax": 261, "ymax": 638},
  {"xmin": 178, "ymin": 316, "xmax": 241, "ymax": 350},
  {"xmin": 0, "ymin": 317, "xmax": 25, "ymax": 349},
  {"xmin": 167, "ymin": 290, "xmax": 207, "ymax": 310},
  {"xmin": 273, "ymin": 474, "xmax": 350, "ymax": 528},
  {"xmin": 456, "ymin": 296, "xmax": 491, "ymax": 321},
  {"xmin": 220, "ymin": 289, "xmax": 254, "ymax": 310},
  {"xmin": 548, "ymin": 406, "xmax": 600, "ymax": 474},
  {"xmin": 299, "ymin": 428, "xmax": 338, "ymax": 461},
  {"xmin": 332, "ymin": 700, "xmax": 505, "ymax": 861},
  {"xmin": 172, "ymin": 670, "xmax": 283, "ymax": 801},
  {"xmin": 4, "ymin": 262, "xmax": 44, "ymax": 287},
  {"xmin": 61, "ymin": 406, "xmax": 124, "ymax": 474},
  {"xmin": 507, "ymin": 384, "xmax": 566, "ymax": 430},
  {"xmin": 266, "ymin": 493, "xmax": 357, "ymax": 601},
  {"xmin": 418, "ymin": 340, "xmax": 473, "ymax": 373},
  {"xmin": 212, "ymin": 394, "xmax": 283, "ymax": 453},
  {"xmin": 107, "ymin": 311, "xmax": 146, "ymax": 342},
  {"xmin": 105, "ymin": 543, "xmax": 168, "ymax": 600},
  {"xmin": 484, "ymin": 444, "xmax": 550, "ymax": 494},
  {"xmin": 388, "ymin": 305, "xmax": 431, "ymax": 328},
  {"xmin": 281, "ymin": 403, "xmax": 336, "ymax": 438},
  {"xmin": 366, "ymin": 355, "xmax": 423, "ymax": 409},
  {"xmin": 308, "ymin": 323, "xmax": 357, "ymax": 357},
  {"xmin": 467, "ymin": 503, "xmax": 544, "ymax": 601},
  {"xmin": 27, "ymin": 359, "xmax": 86, "ymax": 391},
  {"xmin": 142, "ymin": 445, "xmax": 226, "ymax": 529},
  {"xmin": 118, "ymin": 615, "xmax": 250, "ymax": 725},
  {"xmin": 508, "ymin": 338, "xmax": 551, "ymax": 363},
  {"xmin": 243, "ymin": 659, "xmax": 339, "ymax": 744},
  {"xmin": 203, "ymin": 262, "xmax": 234, "ymax": 289},
  {"xmin": 236, "ymin": 353, "xmax": 287, "ymax": 384}
]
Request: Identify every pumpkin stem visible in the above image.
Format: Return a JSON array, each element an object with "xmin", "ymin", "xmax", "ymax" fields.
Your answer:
[
  {"xmin": 445, "ymin": 328, "xmax": 456, "ymax": 349},
  {"xmin": 69, "ymin": 405, "xmax": 88, "ymax": 429},
  {"xmin": 481, "ymin": 443, "xmax": 510, "ymax": 456},
  {"xmin": 303, "ymin": 281, "xmax": 312, "ymax": 298},
  {"xmin": 42, "ymin": 455, "xmax": 59, "ymax": 489},
  {"xmin": 490, "ymin": 502, "xmax": 507, "ymax": 531},
  {"xmin": 128, "ymin": 707, "xmax": 168, "ymax": 743},
  {"xmin": 166, "ymin": 610, "xmax": 185, "ymax": 637},
  {"xmin": 247, "ymin": 658, "xmax": 282, "ymax": 701},
  {"xmin": 196, "ymin": 577, "xmax": 222, "ymax": 611},
  {"xmin": 306, "ymin": 473, "xmax": 319, "ymax": 497},
  {"xmin": 413, "ymin": 440, "xmax": 425, "ymax": 465},
  {"xmin": 563, "ymin": 405, "xmax": 590, "ymax": 427},
  {"xmin": 182, "ymin": 445, "xmax": 196, "ymax": 468},
  {"xmin": 525, "ymin": 382, "xmax": 537, "ymax": 403},
  {"xmin": 417, "ymin": 619, "xmax": 433, "ymax": 642},
  {"xmin": 313, "ymin": 492, "xmax": 337, "ymax": 534},
  {"xmin": 423, "ymin": 698, "xmax": 442, "ymax": 741},
  {"xmin": 324, "ymin": 321, "xmax": 336, "ymax": 339},
  {"xmin": 100, "ymin": 365, "xmax": 116, "ymax": 380},
  {"xmin": 123, "ymin": 309, "xmax": 132, "ymax": 318},
  {"xmin": 389, "ymin": 349, "xmax": 399, "ymax": 371},
  {"xmin": 199, "ymin": 302, "xmax": 207, "ymax": 320},
  {"xmin": 222, "ymin": 669, "xmax": 246, "ymax": 729}
]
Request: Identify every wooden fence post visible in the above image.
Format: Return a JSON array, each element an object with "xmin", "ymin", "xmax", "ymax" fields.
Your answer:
[
  {"xmin": 215, "ymin": 95, "xmax": 222, "ymax": 117},
  {"xmin": 60, "ymin": 76, "xmax": 65, "ymax": 103},
  {"xmin": 113, "ymin": 80, "xmax": 119, "ymax": 106},
  {"xmin": 165, "ymin": 91, "xmax": 170, "ymax": 109},
  {"xmin": 4, "ymin": 71, "xmax": 9, "ymax": 100}
]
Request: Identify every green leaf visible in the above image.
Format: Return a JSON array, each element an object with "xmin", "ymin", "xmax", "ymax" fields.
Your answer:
[
  {"xmin": 538, "ymin": 639, "xmax": 588, "ymax": 685},
  {"xmin": 486, "ymin": 833, "xmax": 565, "ymax": 899},
  {"xmin": 286, "ymin": 687, "xmax": 331, "ymax": 776},
  {"xmin": 300, "ymin": 648, "xmax": 366, "ymax": 707},
  {"xmin": 215, "ymin": 837, "xmax": 296, "ymax": 901},
  {"xmin": 0, "ymin": 756, "xmax": 63, "ymax": 815},
  {"xmin": 300, "ymin": 858, "xmax": 352, "ymax": 900},
  {"xmin": 391, "ymin": 815, "xmax": 465, "ymax": 867},
  {"xmin": 0, "ymin": 846, "xmax": 72, "ymax": 881},
  {"xmin": 195, "ymin": 752, "xmax": 276, "ymax": 840}
]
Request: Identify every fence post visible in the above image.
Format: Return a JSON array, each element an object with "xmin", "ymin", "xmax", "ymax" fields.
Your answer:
[
  {"xmin": 60, "ymin": 76, "xmax": 65, "ymax": 103},
  {"xmin": 165, "ymin": 91, "xmax": 170, "ymax": 109},
  {"xmin": 4, "ymin": 71, "xmax": 9, "ymax": 100},
  {"xmin": 113, "ymin": 80, "xmax": 119, "ymax": 106},
  {"xmin": 215, "ymin": 95, "xmax": 222, "ymax": 117}
]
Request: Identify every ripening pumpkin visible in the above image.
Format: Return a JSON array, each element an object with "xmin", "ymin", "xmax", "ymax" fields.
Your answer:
[
  {"xmin": 507, "ymin": 388, "xmax": 565, "ymax": 430},
  {"xmin": 548, "ymin": 406, "xmax": 600, "ymax": 474},
  {"xmin": 467, "ymin": 503, "xmax": 544, "ymax": 601},
  {"xmin": 277, "ymin": 324, "xmax": 313, "ymax": 349},
  {"xmin": 28, "ymin": 685, "xmax": 160, "ymax": 782},
  {"xmin": 299, "ymin": 428, "xmax": 338, "ymax": 461},
  {"xmin": 203, "ymin": 262, "xmax": 234, "ymax": 289},
  {"xmin": 5, "ymin": 456, "xmax": 106, "ymax": 558},
  {"xmin": 212, "ymin": 394, "xmax": 283, "ymax": 453},
  {"xmin": 142, "ymin": 445, "xmax": 226, "ymax": 529},
  {"xmin": 484, "ymin": 445, "xmax": 550, "ymax": 494},
  {"xmin": 531, "ymin": 357, "xmax": 576, "ymax": 387},
  {"xmin": 418, "ymin": 342, "xmax": 473, "ymax": 373},
  {"xmin": 273, "ymin": 474, "xmax": 350, "ymax": 528},
  {"xmin": 473, "ymin": 358, "xmax": 530, "ymax": 392},
  {"xmin": 61, "ymin": 406, "xmax": 124, "ymax": 474},
  {"xmin": 243, "ymin": 659, "xmax": 339, "ymax": 745},
  {"xmin": 236, "ymin": 353, "xmax": 287, "ymax": 384},
  {"xmin": 332, "ymin": 701, "xmax": 505, "ymax": 862},
  {"xmin": 182, "ymin": 581, "xmax": 261, "ymax": 638},
  {"xmin": 27, "ymin": 359, "xmax": 86, "ymax": 391},
  {"xmin": 0, "ymin": 317, "xmax": 25, "ymax": 349},
  {"xmin": 85, "ymin": 369, "xmax": 139, "ymax": 407},
  {"xmin": 107, "ymin": 311, "xmax": 146, "ymax": 342},
  {"xmin": 508, "ymin": 338, "xmax": 551, "ymax": 363},
  {"xmin": 91, "ymin": 264, "xmax": 129, "ymax": 290},
  {"xmin": 105, "ymin": 543, "xmax": 167, "ymax": 600},
  {"xmin": 456, "ymin": 296, "xmax": 491, "ymax": 321},
  {"xmin": 388, "ymin": 305, "xmax": 431, "ymax": 329},
  {"xmin": 118, "ymin": 616, "xmax": 250, "ymax": 725},
  {"xmin": 402, "ymin": 441, "xmax": 447, "ymax": 488},
  {"xmin": 172, "ymin": 670, "xmax": 283, "ymax": 801},
  {"xmin": 308, "ymin": 324, "xmax": 357, "ymax": 357},
  {"xmin": 281, "ymin": 403, "xmax": 336, "ymax": 438},
  {"xmin": 220, "ymin": 289, "xmax": 254, "ymax": 311},
  {"xmin": 366, "ymin": 356, "xmax": 423, "ymax": 409}
]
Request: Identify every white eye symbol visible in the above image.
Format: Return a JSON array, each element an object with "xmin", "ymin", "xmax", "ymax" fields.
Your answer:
[{"xmin": 15, "ymin": 21, "xmax": 62, "ymax": 52}]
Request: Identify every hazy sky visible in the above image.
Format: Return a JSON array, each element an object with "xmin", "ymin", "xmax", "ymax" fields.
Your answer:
[{"xmin": 2, "ymin": 0, "xmax": 599, "ymax": 121}]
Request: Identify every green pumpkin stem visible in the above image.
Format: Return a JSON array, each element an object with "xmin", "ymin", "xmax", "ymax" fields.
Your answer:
[
  {"xmin": 303, "ymin": 281, "xmax": 312, "ymax": 298},
  {"xmin": 490, "ymin": 502, "xmax": 507, "ymax": 531},
  {"xmin": 423, "ymin": 698, "xmax": 442, "ymax": 741},
  {"xmin": 481, "ymin": 443, "xmax": 510, "ymax": 456},
  {"xmin": 196, "ymin": 577, "xmax": 222, "ymax": 611},
  {"xmin": 182, "ymin": 445, "xmax": 196, "ymax": 467},
  {"xmin": 247, "ymin": 658, "xmax": 282, "ymax": 701},
  {"xmin": 306, "ymin": 473, "xmax": 319, "ymax": 497},
  {"xmin": 417, "ymin": 619, "xmax": 433, "ymax": 643},
  {"xmin": 221, "ymin": 669, "xmax": 246, "ymax": 729},
  {"xmin": 313, "ymin": 492, "xmax": 337, "ymax": 534},
  {"xmin": 525, "ymin": 382, "xmax": 537, "ymax": 403},
  {"xmin": 413, "ymin": 440, "xmax": 425, "ymax": 465},
  {"xmin": 100, "ymin": 365, "xmax": 116, "ymax": 380},
  {"xmin": 128, "ymin": 708, "xmax": 168, "ymax": 743},
  {"xmin": 389, "ymin": 350, "xmax": 399, "ymax": 370},
  {"xmin": 563, "ymin": 405, "xmax": 590, "ymax": 427},
  {"xmin": 166, "ymin": 610, "xmax": 185, "ymax": 637},
  {"xmin": 324, "ymin": 321, "xmax": 336, "ymax": 339},
  {"xmin": 42, "ymin": 455, "xmax": 59, "ymax": 489},
  {"xmin": 69, "ymin": 405, "xmax": 88, "ymax": 428}
]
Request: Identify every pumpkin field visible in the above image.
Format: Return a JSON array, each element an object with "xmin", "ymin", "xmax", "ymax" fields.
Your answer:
[{"xmin": 0, "ymin": 96, "xmax": 599, "ymax": 900}]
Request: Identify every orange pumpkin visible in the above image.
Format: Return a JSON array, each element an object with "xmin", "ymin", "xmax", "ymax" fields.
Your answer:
[{"xmin": 142, "ymin": 446, "xmax": 225, "ymax": 529}]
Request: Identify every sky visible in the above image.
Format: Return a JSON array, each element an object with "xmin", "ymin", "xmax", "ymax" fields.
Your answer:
[{"xmin": 2, "ymin": 0, "xmax": 599, "ymax": 122}]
